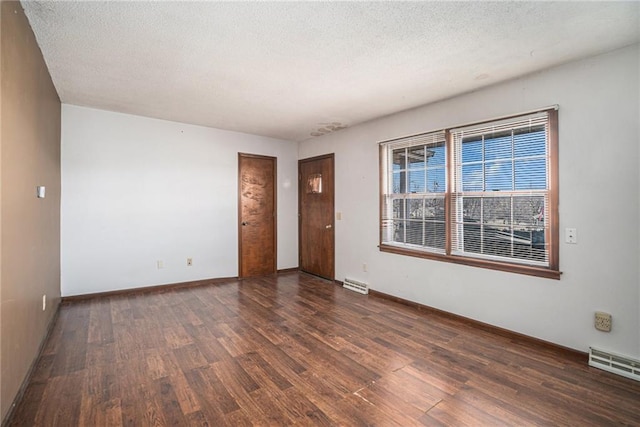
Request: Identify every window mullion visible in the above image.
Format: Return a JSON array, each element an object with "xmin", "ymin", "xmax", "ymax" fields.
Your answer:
[
  {"xmin": 445, "ymin": 130, "xmax": 453, "ymax": 256},
  {"xmin": 422, "ymin": 197, "xmax": 426, "ymax": 247},
  {"xmin": 480, "ymin": 197, "xmax": 484, "ymax": 254},
  {"xmin": 482, "ymin": 135, "xmax": 486, "ymax": 191},
  {"xmin": 511, "ymin": 130, "xmax": 516, "ymax": 191},
  {"xmin": 510, "ymin": 195, "xmax": 514, "ymax": 258}
]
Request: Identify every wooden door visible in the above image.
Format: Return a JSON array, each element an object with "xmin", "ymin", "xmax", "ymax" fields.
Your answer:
[
  {"xmin": 299, "ymin": 154, "xmax": 335, "ymax": 280},
  {"xmin": 238, "ymin": 153, "xmax": 277, "ymax": 278}
]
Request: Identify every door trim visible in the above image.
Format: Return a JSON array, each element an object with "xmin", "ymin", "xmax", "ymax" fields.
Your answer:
[
  {"xmin": 298, "ymin": 153, "xmax": 335, "ymax": 280},
  {"xmin": 238, "ymin": 153, "xmax": 277, "ymax": 278}
]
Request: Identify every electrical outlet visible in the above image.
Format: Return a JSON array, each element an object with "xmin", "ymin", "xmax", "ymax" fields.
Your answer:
[
  {"xmin": 595, "ymin": 311, "xmax": 612, "ymax": 332},
  {"xmin": 42, "ymin": 295, "xmax": 46, "ymax": 311},
  {"xmin": 187, "ymin": 258, "xmax": 193, "ymax": 266},
  {"xmin": 362, "ymin": 263, "xmax": 367, "ymax": 272}
]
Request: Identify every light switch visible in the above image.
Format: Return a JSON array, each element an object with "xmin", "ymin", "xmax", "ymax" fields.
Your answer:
[
  {"xmin": 36, "ymin": 186, "xmax": 46, "ymax": 199},
  {"xmin": 565, "ymin": 228, "xmax": 577, "ymax": 244},
  {"xmin": 336, "ymin": 212, "xmax": 342, "ymax": 220}
]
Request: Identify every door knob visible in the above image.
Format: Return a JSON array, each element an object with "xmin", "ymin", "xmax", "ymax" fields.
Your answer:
[
  {"xmin": 242, "ymin": 221, "xmax": 249, "ymax": 226},
  {"xmin": 325, "ymin": 224, "xmax": 332, "ymax": 229}
]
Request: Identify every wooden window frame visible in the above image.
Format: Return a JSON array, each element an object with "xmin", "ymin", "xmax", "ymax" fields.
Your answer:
[{"xmin": 379, "ymin": 108, "xmax": 560, "ymax": 280}]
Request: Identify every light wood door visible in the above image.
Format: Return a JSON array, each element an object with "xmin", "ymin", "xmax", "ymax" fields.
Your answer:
[
  {"xmin": 238, "ymin": 153, "xmax": 276, "ymax": 278},
  {"xmin": 299, "ymin": 154, "xmax": 335, "ymax": 280}
]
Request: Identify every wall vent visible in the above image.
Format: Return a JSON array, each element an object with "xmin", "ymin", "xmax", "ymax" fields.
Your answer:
[
  {"xmin": 589, "ymin": 347, "xmax": 640, "ymax": 382},
  {"xmin": 343, "ymin": 278, "xmax": 368, "ymax": 295}
]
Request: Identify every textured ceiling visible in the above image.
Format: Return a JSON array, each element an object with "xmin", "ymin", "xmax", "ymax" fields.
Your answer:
[{"xmin": 22, "ymin": 1, "xmax": 640, "ymax": 142}]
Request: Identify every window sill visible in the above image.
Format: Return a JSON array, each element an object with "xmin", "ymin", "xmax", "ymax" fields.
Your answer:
[{"xmin": 379, "ymin": 244, "xmax": 561, "ymax": 280}]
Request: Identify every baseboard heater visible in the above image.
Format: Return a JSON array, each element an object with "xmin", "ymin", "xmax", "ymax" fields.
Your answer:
[
  {"xmin": 589, "ymin": 347, "xmax": 640, "ymax": 381},
  {"xmin": 343, "ymin": 278, "xmax": 368, "ymax": 295}
]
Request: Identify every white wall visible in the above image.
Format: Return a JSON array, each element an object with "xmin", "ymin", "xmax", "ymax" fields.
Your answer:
[
  {"xmin": 62, "ymin": 105, "xmax": 298, "ymax": 296},
  {"xmin": 299, "ymin": 44, "xmax": 640, "ymax": 357}
]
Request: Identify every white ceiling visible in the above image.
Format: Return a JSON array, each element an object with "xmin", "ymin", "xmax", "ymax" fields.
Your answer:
[{"xmin": 22, "ymin": 1, "xmax": 639, "ymax": 142}]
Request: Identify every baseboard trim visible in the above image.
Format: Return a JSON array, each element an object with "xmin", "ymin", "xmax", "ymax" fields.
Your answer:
[
  {"xmin": 297, "ymin": 271, "xmax": 335, "ymax": 282},
  {"xmin": 62, "ymin": 270, "xmax": 301, "ymax": 302},
  {"xmin": 368, "ymin": 289, "xmax": 587, "ymax": 363},
  {"xmin": 61, "ymin": 276, "xmax": 238, "ymax": 303},
  {"xmin": 2, "ymin": 303, "xmax": 61, "ymax": 427}
]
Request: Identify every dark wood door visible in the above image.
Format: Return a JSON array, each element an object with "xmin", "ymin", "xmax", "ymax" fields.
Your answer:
[
  {"xmin": 299, "ymin": 154, "xmax": 335, "ymax": 280},
  {"xmin": 238, "ymin": 153, "xmax": 276, "ymax": 278}
]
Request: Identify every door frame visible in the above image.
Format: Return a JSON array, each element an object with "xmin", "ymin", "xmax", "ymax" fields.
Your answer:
[
  {"xmin": 298, "ymin": 153, "xmax": 335, "ymax": 280},
  {"xmin": 238, "ymin": 152, "xmax": 277, "ymax": 278}
]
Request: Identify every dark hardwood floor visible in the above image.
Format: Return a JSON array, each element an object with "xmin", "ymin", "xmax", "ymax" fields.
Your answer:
[{"xmin": 8, "ymin": 272, "xmax": 640, "ymax": 426}]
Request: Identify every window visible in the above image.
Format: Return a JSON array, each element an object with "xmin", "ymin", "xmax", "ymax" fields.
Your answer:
[
  {"xmin": 380, "ymin": 108, "xmax": 559, "ymax": 279},
  {"xmin": 386, "ymin": 131, "xmax": 447, "ymax": 252}
]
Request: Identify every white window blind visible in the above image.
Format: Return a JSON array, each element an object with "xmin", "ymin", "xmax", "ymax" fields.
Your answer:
[
  {"xmin": 450, "ymin": 112, "xmax": 551, "ymax": 266},
  {"xmin": 381, "ymin": 131, "xmax": 447, "ymax": 254}
]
